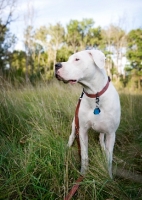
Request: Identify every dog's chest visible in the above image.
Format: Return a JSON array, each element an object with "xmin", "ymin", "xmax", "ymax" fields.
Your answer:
[
  {"xmin": 78, "ymin": 92, "xmax": 120, "ymax": 133},
  {"xmin": 78, "ymin": 97, "xmax": 105, "ymax": 126},
  {"xmin": 79, "ymin": 106, "xmax": 111, "ymax": 133}
]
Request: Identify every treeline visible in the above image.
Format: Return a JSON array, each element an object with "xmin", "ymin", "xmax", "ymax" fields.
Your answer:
[{"xmin": 0, "ymin": 4, "xmax": 142, "ymax": 88}]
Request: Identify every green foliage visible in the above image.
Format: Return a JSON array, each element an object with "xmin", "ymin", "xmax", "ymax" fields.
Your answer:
[
  {"xmin": 66, "ymin": 18, "xmax": 102, "ymax": 51},
  {"xmin": 110, "ymin": 67, "xmax": 118, "ymax": 79},
  {"xmin": 0, "ymin": 17, "xmax": 142, "ymax": 89},
  {"xmin": 0, "ymin": 21, "xmax": 16, "ymax": 76},
  {"xmin": 124, "ymin": 42, "xmax": 142, "ymax": 89},
  {"xmin": 66, "ymin": 19, "xmax": 81, "ymax": 52},
  {"xmin": 34, "ymin": 26, "xmax": 48, "ymax": 45},
  {"xmin": 47, "ymin": 23, "xmax": 65, "ymax": 48},
  {"xmin": 10, "ymin": 50, "xmax": 26, "ymax": 75},
  {"xmin": 84, "ymin": 26, "xmax": 103, "ymax": 48},
  {"xmin": 0, "ymin": 22, "xmax": 7, "ymax": 72},
  {"xmin": 0, "ymin": 82, "xmax": 142, "ymax": 199},
  {"xmin": 56, "ymin": 46, "xmax": 73, "ymax": 62},
  {"xmin": 102, "ymin": 25, "xmax": 126, "ymax": 48},
  {"xmin": 127, "ymin": 29, "xmax": 142, "ymax": 71},
  {"xmin": 78, "ymin": 18, "xmax": 94, "ymax": 41}
]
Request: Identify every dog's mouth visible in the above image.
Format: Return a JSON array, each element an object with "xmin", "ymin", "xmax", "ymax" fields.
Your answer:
[
  {"xmin": 69, "ymin": 80, "xmax": 77, "ymax": 84},
  {"xmin": 55, "ymin": 74, "xmax": 63, "ymax": 81},
  {"xmin": 55, "ymin": 74, "xmax": 77, "ymax": 84}
]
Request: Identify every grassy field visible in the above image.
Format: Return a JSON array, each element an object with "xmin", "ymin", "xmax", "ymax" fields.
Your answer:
[{"xmin": 0, "ymin": 80, "xmax": 142, "ymax": 200}]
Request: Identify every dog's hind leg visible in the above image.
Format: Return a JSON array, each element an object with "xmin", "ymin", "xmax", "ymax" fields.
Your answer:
[
  {"xmin": 67, "ymin": 118, "xmax": 76, "ymax": 147},
  {"xmin": 105, "ymin": 133, "xmax": 116, "ymax": 178}
]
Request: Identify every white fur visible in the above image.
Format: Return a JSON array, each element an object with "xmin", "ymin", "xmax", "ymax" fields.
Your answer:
[{"xmin": 56, "ymin": 50, "xmax": 121, "ymax": 178}]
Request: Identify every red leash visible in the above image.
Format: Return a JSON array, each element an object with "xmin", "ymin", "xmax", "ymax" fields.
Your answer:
[
  {"xmin": 74, "ymin": 91, "xmax": 84, "ymax": 159},
  {"xmin": 64, "ymin": 176, "xmax": 84, "ymax": 200},
  {"xmin": 64, "ymin": 92, "xmax": 84, "ymax": 200},
  {"xmin": 64, "ymin": 77, "xmax": 111, "ymax": 200}
]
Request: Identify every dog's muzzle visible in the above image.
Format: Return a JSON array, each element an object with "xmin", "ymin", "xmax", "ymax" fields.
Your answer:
[
  {"xmin": 55, "ymin": 62, "xmax": 76, "ymax": 84},
  {"xmin": 55, "ymin": 63, "xmax": 63, "ymax": 81},
  {"xmin": 55, "ymin": 62, "xmax": 62, "ymax": 71}
]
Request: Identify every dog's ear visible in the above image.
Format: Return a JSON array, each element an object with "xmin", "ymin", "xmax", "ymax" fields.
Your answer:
[{"xmin": 87, "ymin": 50, "xmax": 105, "ymax": 69}]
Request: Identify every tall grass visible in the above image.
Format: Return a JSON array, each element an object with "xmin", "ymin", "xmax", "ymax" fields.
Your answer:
[{"xmin": 0, "ymin": 80, "xmax": 142, "ymax": 200}]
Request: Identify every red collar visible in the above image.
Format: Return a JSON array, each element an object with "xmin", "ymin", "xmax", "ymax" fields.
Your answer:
[{"xmin": 83, "ymin": 76, "xmax": 111, "ymax": 98}]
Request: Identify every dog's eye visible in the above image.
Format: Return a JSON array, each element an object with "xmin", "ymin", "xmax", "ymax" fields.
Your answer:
[{"xmin": 75, "ymin": 58, "xmax": 80, "ymax": 61}]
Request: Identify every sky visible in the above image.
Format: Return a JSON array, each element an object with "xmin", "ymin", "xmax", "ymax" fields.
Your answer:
[{"xmin": 3, "ymin": 0, "xmax": 142, "ymax": 50}]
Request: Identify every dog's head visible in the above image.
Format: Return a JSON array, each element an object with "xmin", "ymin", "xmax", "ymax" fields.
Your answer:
[{"xmin": 55, "ymin": 49, "xmax": 106, "ymax": 84}]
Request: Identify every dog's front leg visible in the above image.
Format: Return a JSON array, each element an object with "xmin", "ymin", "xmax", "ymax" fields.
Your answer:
[
  {"xmin": 79, "ymin": 127, "xmax": 88, "ymax": 175},
  {"xmin": 99, "ymin": 132, "xmax": 106, "ymax": 151},
  {"xmin": 67, "ymin": 118, "xmax": 76, "ymax": 147},
  {"xmin": 105, "ymin": 133, "xmax": 116, "ymax": 178}
]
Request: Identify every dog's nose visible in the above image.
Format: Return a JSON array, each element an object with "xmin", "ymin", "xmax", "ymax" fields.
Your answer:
[{"xmin": 55, "ymin": 63, "xmax": 62, "ymax": 71}]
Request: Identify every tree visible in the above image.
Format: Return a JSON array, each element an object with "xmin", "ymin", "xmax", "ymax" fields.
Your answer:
[
  {"xmin": 0, "ymin": 0, "xmax": 17, "ymax": 28},
  {"xmin": 9, "ymin": 50, "xmax": 26, "ymax": 81},
  {"xmin": 34, "ymin": 27, "xmax": 51, "ymax": 80},
  {"xmin": 127, "ymin": 29, "xmax": 142, "ymax": 71},
  {"xmin": 23, "ymin": 0, "xmax": 35, "ymax": 83},
  {"xmin": 66, "ymin": 18, "xmax": 95, "ymax": 52},
  {"xmin": 0, "ymin": 0, "xmax": 17, "ymax": 78},
  {"xmin": 102, "ymin": 24, "xmax": 127, "ymax": 79},
  {"xmin": 126, "ymin": 29, "xmax": 142, "ymax": 89},
  {"xmin": 0, "ymin": 23, "xmax": 17, "ymax": 77},
  {"xmin": 77, "ymin": 18, "xmax": 94, "ymax": 49},
  {"xmin": 66, "ymin": 20, "xmax": 81, "ymax": 53},
  {"xmin": 84, "ymin": 26, "xmax": 103, "ymax": 49},
  {"xmin": 34, "ymin": 23, "xmax": 65, "ymax": 76},
  {"xmin": 34, "ymin": 26, "xmax": 48, "ymax": 50},
  {"xmin": 31, "ymin": 47, "xmax": 49, "ymax": 81},
  {"xmin": 0, "ymin": 22, "xmax": 8, "ymax": 75},
  {"xmin": 46, "ymin": 23, "xmax": 65, "ymax": 74},
  {"xmin": 24, "ymin": 25, "xmax": 35, "ymax": 82},
  {"xmin": 56, "ymin": 46, "xmax": 73, "ymax": 62}
]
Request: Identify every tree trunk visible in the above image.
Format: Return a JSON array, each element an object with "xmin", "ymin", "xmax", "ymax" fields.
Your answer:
[
  {"xmin": 138, "ymin": 77, "xmax": 141, "ymax": 89},
  {"xmin": 25, "ymin": 54, "xmax": 29, "ymax": 83},
  {"xmin": 53, "ymin": 50, "xmax": 57, "ymax": 76}
]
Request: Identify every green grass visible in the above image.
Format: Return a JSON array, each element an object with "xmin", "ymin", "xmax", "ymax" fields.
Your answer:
[{"xmin": 0, "ymin": 80, "xmax": 142, "ymax": 200}]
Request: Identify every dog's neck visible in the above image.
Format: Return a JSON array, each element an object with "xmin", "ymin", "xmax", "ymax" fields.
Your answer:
[{"xmin": 80, "ymin": 69, "xmax": 108, "ymax": 94}]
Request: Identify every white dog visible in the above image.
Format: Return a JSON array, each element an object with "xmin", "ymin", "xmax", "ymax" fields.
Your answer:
[{"xmin": 55, "ymin": 49, "xmax": 121, "ymax": 178}]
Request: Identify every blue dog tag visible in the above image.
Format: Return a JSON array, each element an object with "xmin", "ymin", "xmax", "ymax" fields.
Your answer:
[{"xmin": 94, "ymin": 107, "xmax": 101, "ymax": 115}]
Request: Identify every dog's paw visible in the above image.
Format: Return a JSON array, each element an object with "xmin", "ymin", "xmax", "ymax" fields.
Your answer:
[
  {"xmin": 80, "ymin": 166, "xmax": 88, "ymax": 176},
  {"xmin": 67, "ymin": 142, "xmax": 72, "ymax": 148},
  {"xmin": 67, "ymin": 138, "xmax": 74, "ymax": 147},
  {"xmin": 80, "ymin": 168, "xmax": 87, "ymax": 176}
]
